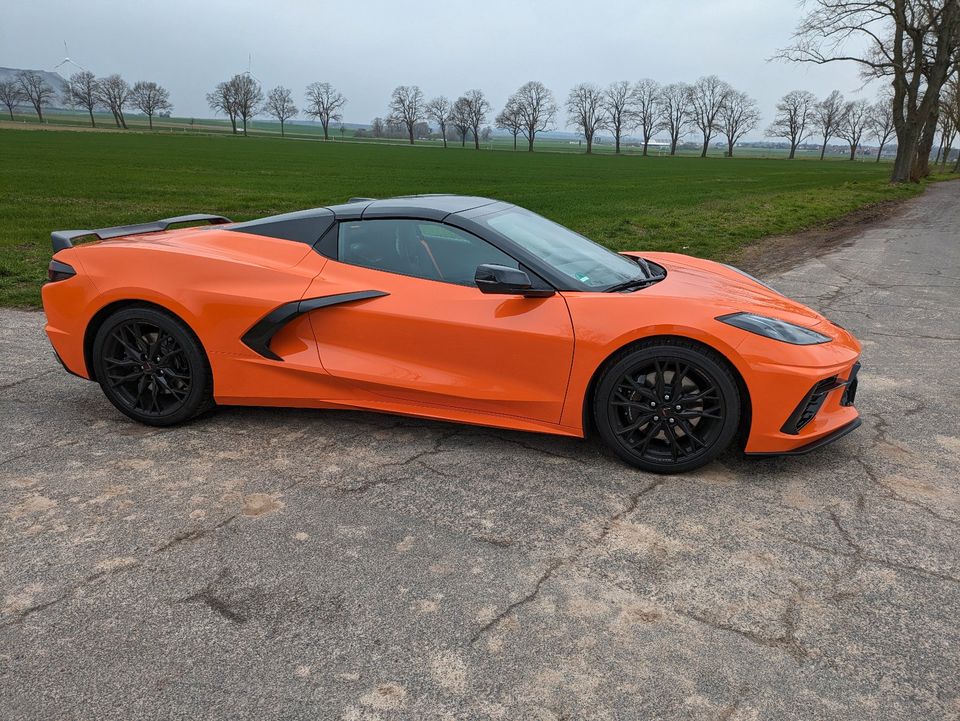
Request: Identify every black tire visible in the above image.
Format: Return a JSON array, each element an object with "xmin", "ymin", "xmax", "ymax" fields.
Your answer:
[
  {"xmin": 593, "ymin": 339, "xmax": 740, "ymax": 473},
  {"xmin": 92, "ymin": 306, "xmax": 214, "ymax": 426}
]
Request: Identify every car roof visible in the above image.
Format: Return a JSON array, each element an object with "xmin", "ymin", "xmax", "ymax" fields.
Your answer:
[
  {"xmin": 330, "ymin": 194, "xmax": 500, "ymax": 221},
  {"xmin": 227, "ymin": 195, "xmax": 503, "ymax": 245}
]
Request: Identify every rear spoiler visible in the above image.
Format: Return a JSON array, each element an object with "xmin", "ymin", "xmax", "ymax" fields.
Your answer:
[{"xmin": 51, "ymin": 214, "xmax": 233, "ymax": 252}]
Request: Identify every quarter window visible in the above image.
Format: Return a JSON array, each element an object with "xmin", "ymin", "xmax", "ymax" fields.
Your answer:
[{"xmin": 337, "ymin": 219, "xmax": 519, "ymax": 287}]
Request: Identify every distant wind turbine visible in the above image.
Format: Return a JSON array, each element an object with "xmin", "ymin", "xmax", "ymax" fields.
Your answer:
[
  {"xmin": 53, "ymin": 42, "xmax": 87, "ymax": 73},
  {"xmin": 243, "ymin": 53, "xmax": 261, "ymax": 84}
]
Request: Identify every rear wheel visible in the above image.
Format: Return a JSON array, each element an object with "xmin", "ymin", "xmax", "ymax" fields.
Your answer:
[
  {"xmin": 593, "ymin": 340, "xmax": 740, "ymax": 473},
  {"xmin": 92, "ymin": 306, "xmax": 213, "ymax": 426}
]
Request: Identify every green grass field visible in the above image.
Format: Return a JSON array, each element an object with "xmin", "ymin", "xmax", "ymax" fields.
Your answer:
[{"xmin": 0, "ymin": 126, "xmax": 949, "ymax": 306}]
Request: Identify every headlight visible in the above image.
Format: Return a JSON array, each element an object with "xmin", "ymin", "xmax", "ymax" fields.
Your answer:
[
  {"xmin": 722, "ymin": 264, "xmax": 781, "ymax": 295},
  {"xmin": 716, "ymin": 312, "xmax": 831, "ymax": 345}
]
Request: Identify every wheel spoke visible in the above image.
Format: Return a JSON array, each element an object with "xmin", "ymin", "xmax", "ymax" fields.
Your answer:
[{"xmin": 663, "ymin": 422, "xmax": 682, "ymax": 460}]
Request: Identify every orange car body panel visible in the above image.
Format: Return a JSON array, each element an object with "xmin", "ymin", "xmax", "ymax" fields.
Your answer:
[{"xmin": 42, "ymin": 226, "xmax": 860, "ymax": 454}]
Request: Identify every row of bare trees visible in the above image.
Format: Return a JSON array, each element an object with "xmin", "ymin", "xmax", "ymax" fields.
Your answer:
[
  {"xmin": 207, "ymin": 75, "xmax": 348, "ymax": 138},
  {"xmin": 555, "ymin": 77, "xmax": 761, "ymax": 156},
  {"xmin": 767, "ymin": 89, "xmax": 895, "ymax": 161},
  {"xmin": 0, "ymin": 70, "xmax": 172, "ymax": 128},
  {"xmin": 375, "ymin": 78, "xmax": 759, "ymax": 157},
  {"xmin": 779, "ymin": 0, "xmax": 960, "ymax": 182}
]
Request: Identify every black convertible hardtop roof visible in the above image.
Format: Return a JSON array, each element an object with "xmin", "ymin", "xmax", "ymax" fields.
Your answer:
[
  {"xmin": 225, "ymin": 195, "xmax": 506, "ymax": 245},
  {"xmin": 328, "ymin": 194, "xmax": 500, "ymax": 220}
]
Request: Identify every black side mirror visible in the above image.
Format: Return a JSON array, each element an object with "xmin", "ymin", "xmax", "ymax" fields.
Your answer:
[{"xmin": 475, "ymin": 264, "xmax": 554, "ymax": 298}]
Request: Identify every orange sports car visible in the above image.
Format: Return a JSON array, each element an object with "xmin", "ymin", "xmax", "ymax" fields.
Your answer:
[{"xmin": 42, "ymin": 195, "xmax": 861, "ymax": 473}]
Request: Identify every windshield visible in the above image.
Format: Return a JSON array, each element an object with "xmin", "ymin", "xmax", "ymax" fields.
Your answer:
[{"xmin": 479, "ymin": 208, "xmax": 646, "ymax": 290}]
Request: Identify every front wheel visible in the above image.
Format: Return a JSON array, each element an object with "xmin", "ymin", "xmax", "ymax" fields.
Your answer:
[
  {"xmin": 593, "ymin": 340, "xmax": 741, "ymax": 473},
  {"xmin": 92, "ymin": 306, "xmax": 214, "ymax": 426}
]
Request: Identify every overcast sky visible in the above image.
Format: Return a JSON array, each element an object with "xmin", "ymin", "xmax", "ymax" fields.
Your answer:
[{"xmin": 3, "ymin": 0, "xmax": 878, "ymax": 140}]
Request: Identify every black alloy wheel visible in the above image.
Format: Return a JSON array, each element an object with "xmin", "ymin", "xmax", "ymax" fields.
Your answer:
[
  {"xmin": 92, "ymin": 306, "xmax": 213, "ymax": 426},
  {"xmin": 594, "ymin": 340, "xmax": 740, "ymax": 473}
]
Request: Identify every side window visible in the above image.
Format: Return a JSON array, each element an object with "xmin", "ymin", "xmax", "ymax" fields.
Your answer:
[{"xmin": 338, "ymin": 219, "xmax": 519, "ymax": 287}]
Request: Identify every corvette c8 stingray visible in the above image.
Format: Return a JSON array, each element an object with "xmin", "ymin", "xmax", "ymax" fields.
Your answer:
[{"xmin": 42, "ymin": 195, "xmax": 861, "ymax": 473}]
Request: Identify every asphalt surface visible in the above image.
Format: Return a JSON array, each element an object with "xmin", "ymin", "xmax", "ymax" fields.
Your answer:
[{"xmin": 2, "ymin": 182, "xmax": 958, "ymax": 721}]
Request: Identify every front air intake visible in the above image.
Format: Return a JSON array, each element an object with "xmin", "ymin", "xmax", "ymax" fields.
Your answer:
[{"xmin": 781, "ymin": 376, "xmax": 841, "ymax": 434}]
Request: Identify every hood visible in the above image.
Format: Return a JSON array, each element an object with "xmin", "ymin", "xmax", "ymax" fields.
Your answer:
[{"xmin": 633, "ymin": 252, "xmax": 827, "ymax": 328}]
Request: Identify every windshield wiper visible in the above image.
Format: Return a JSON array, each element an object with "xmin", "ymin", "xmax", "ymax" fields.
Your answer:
[
  {"xmin": 604, "ymin": 276, "xmax": 659, "ymax": 293},
  {"xmin": 605, "ymin": 258, "xmax": 666, "ymax": 293}
]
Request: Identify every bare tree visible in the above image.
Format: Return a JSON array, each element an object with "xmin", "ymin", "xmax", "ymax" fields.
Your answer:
[
  {"xmin": 96, "ymin": 74, "xmax": 132, "ymax": 129},
  {"xmin": 370, "ymin": 117, "xmax": 385, "ymax": 138},
  {"xmin": 461, "ymin": 89, "xmax": 491, "ymax": 150},
  {"xmin": 511, "ymin": 81, "xmax": 558, "ymax": 151},
  {"xmin": 305, "ymin": 82, "xmax": 346, "ymax": 140},
  {"xmin": 16, "ymin": 71, "xmax": 56, "ymax": 122},
  {"xmin": 207, "ymin": 80, "xmax": 239, "ymax": 134},
  {"xmin": 633, "ymin": 79, "xmax": 660, "ymax": 155},
  {"xmin": 0, "ymin": 80, "xmax": 24, "ymax": 120},
  {"xmin": 231, "ymin": 75, "xmax": 262, "ymax": 136},
  {"xmin": 566, "ymin": 83, "xmax": 606, "ymax": 154},
  {"xmin": 867, "ymin": 92, "xmax": 897, "ymax": 161},
  {"xmin": 495, "ymin": 99, "xmax": 523, "ymax": 150},
  {"xmin": 130, "ymin": 81, "xmax": 172, "ymax": 130},
  {"xmin": 65, "ymin": 71, "xmax": 100, "ymax": 127},
  {"xmin": 838, "ymin": 98, "xmax": 871, "ymax": 159},
  {"xmin": 688, "ymin": 75, "xmax": 732, "ymax": 157},
  {"xmin": 815, "ymin": 90, "xmax": 846, "ymax": 159},
  {"xmin": 603, "ymin": 80, "xmax": 637, "ymax": 154},
  {"xmin": 719, "ymin": 90, "xmax": 761, "ymax": 157},
  {"xmin": 658, "ymin": 82, "xmax": 690, "ymax": 155},
  {"xmin": 778, "ymin": 0, "xmax": 960, "ymax": 182},
  {"xmin": 767, "ymin": 90, "xmax": 817, "ymax": 158},
  {"xmin": 426, "ymin": 96, "xmax": 452, "ymax": 148},
  {"xmin": 264, "ymin": 86, "xmax": 297, "ymax": 136},
  {"xmin": 934, "ymin": 101, "xmax": 955, "ymax": 164},
  {"xmin": 388, "ymin": 85, "xmax": 425, "ymax": 144},
  {"xmin": 450, "ymin": 97, "xmax": 471, "ymax": 146},
  {"xmin": 940, "ymin": 74, "xmax": 960, "ymax": 168}
]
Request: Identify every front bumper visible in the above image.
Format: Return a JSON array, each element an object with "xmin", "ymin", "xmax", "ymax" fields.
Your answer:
[
  {"xmin": 745, "ymin": 417, "xmax": 862, "ymax": 456},
  {"xmin": 735, "ymin": 305, "xmax": 862, "ymax": 459}
]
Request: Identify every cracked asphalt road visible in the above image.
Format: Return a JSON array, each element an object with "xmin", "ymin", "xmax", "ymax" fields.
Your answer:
[{"xmin": 1, "ymin": 182, "xmax": 958, "ymax": 721}]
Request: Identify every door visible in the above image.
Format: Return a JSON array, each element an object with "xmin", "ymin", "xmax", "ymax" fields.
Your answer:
[{"xmin": 302, "ymin": 218, "xmax": 575, "ymax": 424}]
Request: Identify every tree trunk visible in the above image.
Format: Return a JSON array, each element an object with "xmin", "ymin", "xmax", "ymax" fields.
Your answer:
[
  {"xmin": 528, "ymin": 134, "xmax": 534, "ymax": 152},
  {"xmin": 913, "ymin": 112, "xmax": 939, "ymax": 179},
  {"xmin": 408, "ymin": 124, "xmax": 415, "ymax": 144},
  {"xmin": 88, "ymin": 108, "xmax": 95, "ymax": 127},
  {"xmin": 513, "ymin": 132, "xmax": 517, "ymax": 151},
  {"xmin": 148, "ymin": 114, "xmax": 153, "ymax": 130},
  {"xmin": 643, "ymin": 139, "xmax": 649, "ymax": 156},
  {"xmin": 875, "ymin": 142, "xmax": 885, "ymax": 162},
  {"xmin": 820, "ymin": 142, "xmax": 827, "ymax": 160},
  {"xmin": 441, "ymin": 129, "xmax": 446, "ymax": 148},
  {"xmin": 280, "ymin": 120, "xmax": 285, "ymax": 137},
  {"xmin": 473, "ymin": 128, "xmax": 480, "ymax": 150},
  {"xmin": 112, "ymin": 110, "xmax": 121, "ymax": 128},
  {"xmin": 849, "ymin": 144, "xmax": 856, "ymax": 161},
  {"xmin": 614, "ymin": 133, "xmax": 620, "ymax": 154},
  {"xmin": 242, "ymin": 117, "xmax": 247, "ymax": 136},
  {"xmin": 670, "ymin": 136, "xmax": 678, "ymax": 155},
  {"xmin": 727, "ymin": 139, "xmax": 734, "ymax": 157},
  {"xmin": 700, "ymin": 137, "xmax": 708, "ymax": 158},
  {"xmin": 119, "ymin": 110, "xmax": 127, "ymax": 130},
  {"xmin": 788, "ymin": 142, "xmax": 797, "ymax": 160},
  {"xmin": 6, "ymin": 107, "xmax": 12, "ymax": 121}
]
